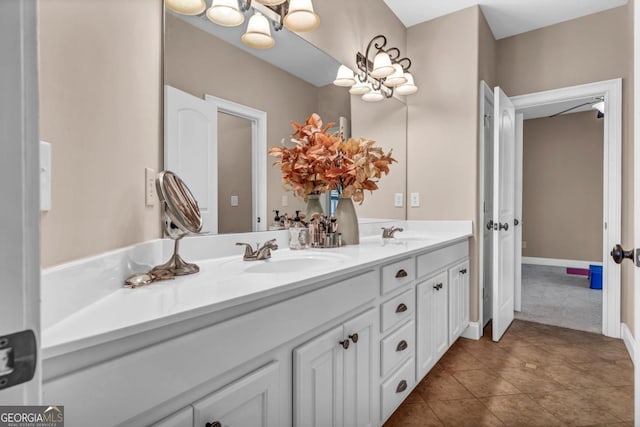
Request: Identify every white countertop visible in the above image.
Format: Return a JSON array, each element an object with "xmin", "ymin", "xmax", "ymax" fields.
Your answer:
[{"xmin": 41, "ymin": 221, "xmax": 472, "ymax": 360}]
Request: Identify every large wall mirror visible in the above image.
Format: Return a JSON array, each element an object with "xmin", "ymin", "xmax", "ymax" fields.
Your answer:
[{"xmin": 164, "ymin": 5, "xmax": 408, "ymax": 235}]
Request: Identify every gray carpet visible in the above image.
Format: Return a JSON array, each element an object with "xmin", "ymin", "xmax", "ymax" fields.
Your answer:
[{"xmin": 515, "ymin": 264, "xmax": 602, "ymax": 333}]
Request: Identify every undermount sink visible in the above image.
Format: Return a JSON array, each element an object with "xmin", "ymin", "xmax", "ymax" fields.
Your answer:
[{"xmin": 244, "ymin": 252, "xmax": 348, "ymax": 274}]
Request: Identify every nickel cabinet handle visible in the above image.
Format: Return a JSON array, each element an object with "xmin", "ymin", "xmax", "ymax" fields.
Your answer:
[
  {"xmin": 459, "ymin": 268, "xmax": 467, "ymax": 274},
  {"xmin": 396, "ymin": 340, "xmax": 408, "ymax": 352},
  {"xmin": 339, "ymin": 340, "xmax": 350, "ymax": 350},
  {"xmin": 349, "ymin": 333, "xmax": 359, "ymax": 344},
  {"xmin": 433, "ymin": 283, "xmax": 443, "ymax": 290},
  {"xmin": 396, "ymin": 380, "xmax": 408, "ymax": 393},
  {"xmin": 395, "ymin": 303, "xmax": 408, "ymax": 313},
  {"xmin": 395, "ymin": 269, "xmax": 408, "ymax": 278},
  {"xmin": 206, "ymin": 422, "xmax": 222, "ymax": 427}
]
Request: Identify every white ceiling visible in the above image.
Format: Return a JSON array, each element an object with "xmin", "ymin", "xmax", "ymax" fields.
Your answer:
[{"xmin": 383, "ymin": 0, "xmax": 627, "ymax": 39}]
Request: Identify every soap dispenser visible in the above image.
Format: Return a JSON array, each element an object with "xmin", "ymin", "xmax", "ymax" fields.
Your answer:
[
  {"xmin": 269, "ymin": 210, "xmax": 283, "ymax": 231},
  {"xmin": 289, "ymin": 210, "xmax": 307, "ymax": 250}
]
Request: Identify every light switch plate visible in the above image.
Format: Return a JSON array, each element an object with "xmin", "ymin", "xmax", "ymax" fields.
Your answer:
[
  {"xmin": 282, "ymin": 195, "xmax": 288, "ymax": 207},
  {"xmin": 394, "ymin": 193, "xmax": 404, "ymax": 207},
  {"xmin": 40, "ymin": 141, "xmax": 52, "ymax": 211},
  {"xmin": 231, "ymin": 195, "xmax": 239, "ymax": 207},
  {"xmin": 410, "ymin": 192, "xmax": 420, "ymax": 208},
  {"xmin": 145, "ymin": 168, "xmax": 155, "ymax": 206}
]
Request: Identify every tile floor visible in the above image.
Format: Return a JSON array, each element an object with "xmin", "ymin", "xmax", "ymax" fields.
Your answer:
[{"xmin": 384, "ymin": 320, "xmax": 633, "ymax": 427}]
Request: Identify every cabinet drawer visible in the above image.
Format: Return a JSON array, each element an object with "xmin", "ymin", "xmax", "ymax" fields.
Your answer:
[
  {"xmin": 417, "ymin": 241, "xmax": 468, "ymax": 279},
  {"xmin": 381, "ymin": 288, "xmax": 414, "ymax": 333},
  {"xmin": 151, "ymin": 407, "xmax": 193, "ymax": 427},
  {"xmin": 381, "ymin": 258, "xmax": 415, "ymax": 295},
  {"xmin": 380, "ymin": 320, "xmax": 414, "ymax": 377},
  {"xmin": 381, "ymin": 357, "xmax": 415, "ymax": 421}
]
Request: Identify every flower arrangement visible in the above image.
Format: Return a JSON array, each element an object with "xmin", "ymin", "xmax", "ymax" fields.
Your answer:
[{"xmin": 268, "ymin": 113, "xmax": 396, "ymax": 204}]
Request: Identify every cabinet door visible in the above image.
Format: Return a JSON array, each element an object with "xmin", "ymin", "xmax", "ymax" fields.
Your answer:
[
  {"xmin": 152, "ymin": 407, "xmax": 193, "ymax": 427},
  {"xmin": 416, "ymin": 272, "xmax": 448, "ymax": 379},
  {"xmin": 294, "ymin": 325, "xmax": 345, "ymax": 427},
  {"xmin": 448, "ymin": 260, "xmax": 469, "ymax": 344},
  {"xmin": 193, "ymin": 362, "xmax": 280, "ymax": 427},
  {"xmin": 343, "ymin": 309, "xmax": 376, "ymax": 427}
]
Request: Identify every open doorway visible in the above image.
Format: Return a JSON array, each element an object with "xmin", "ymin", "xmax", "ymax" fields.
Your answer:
[
  {"xmin": 479, "ymin": 79, "xmax": 622, "ymax": 339},
  {"xmin": 517, "ymin": 107, "xmax": 604, "ymax": 333}
]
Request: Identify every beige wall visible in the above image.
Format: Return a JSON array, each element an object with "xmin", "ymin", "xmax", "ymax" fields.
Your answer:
[
  {"xmin": 165, "ymin": 14, "xmax": 314, "ymax": 220},
  {"xmin": 218, "ymin": 113, "xmax": 253, "ymax": 234},
  {"xmin": 478, "ymin": 10, "xmax": 497, "ymax": 89},
  {"xmin": 522, "ymin": 112, "xmax": 604, "ymax": 261},
  {"xmin": 497, "ymin": 3, "xmax": 634, "ymax": 332},
  {"xmin": 317, "ymin": 84, "xmax": 351, "ymax": 127},
  {"xmin": 38, "ymin": 0, "xmax": 162, "ymax": 267},
  {"xmin": 352, "ymin": 96, "xmax": 408, "ymax": 220},
  {"xmin": 407, "ymin": 6, "xmax": 481, "ymax": 320}
]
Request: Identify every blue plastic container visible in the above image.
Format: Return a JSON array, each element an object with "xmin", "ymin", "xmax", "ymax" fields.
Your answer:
[{"xmin": 589, "ymin": 265, "xmax": 603, "ymax": 290}]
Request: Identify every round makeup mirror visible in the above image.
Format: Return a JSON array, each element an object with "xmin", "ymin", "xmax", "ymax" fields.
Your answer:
[{"xmin": 151, "ymin": 170, "xmax": 203, "ymax": 277}]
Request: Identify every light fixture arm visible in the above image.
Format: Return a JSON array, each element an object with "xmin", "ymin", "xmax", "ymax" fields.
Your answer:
[{"xmin": 239, "ymin": 0, "xmax": 252, "ymax": 12}]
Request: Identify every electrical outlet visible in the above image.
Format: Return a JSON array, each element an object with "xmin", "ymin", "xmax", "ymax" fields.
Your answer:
[
  {"xmin": 522, "ymin": 241, "xmax": 527, "ymax": 249},
  {"xmin": 410, "ymin": 192, "xmax": 420, "ymax": 208},
  {"xmin": 145, "ymin": 168, "xmax": 155, "ymax": 206},
  {"xmin": 394, "ymin": 193, "xmax": 403, "ymax": 207},
  {"xmin": 282, "ymin": 195, "xmax": 288, "ymax": 207},
  {"xmin": 231, "ymin": 195, "xmax": 239, "ymax": 207}
]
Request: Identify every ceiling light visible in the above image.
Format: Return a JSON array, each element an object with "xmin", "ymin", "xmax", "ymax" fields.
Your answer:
[
  {"xmin": 592, "ymin": 101, "xmax": 605, "ymax": 114},
  {"xmin": 370, "ymin": 52, "xmax": 395, "ymax": 79},
  {"xmin": 395, "ymin": 72, "xmax": 418, "ymax": 95},
  {"xmin": 383, "ymin": 64, "xmax": 407, "ymax": 87},
  {"xmin": 241, "ymin": 12, "xmax": 275, "ymax": 49},
  {"xmin": 362, "ymin": 89, "xmax": 384, "ymax": 103},
  {"xmin": 254, "ymin": 0, "xmax": 287, "ymax": 5},
  {"xmin": 349, "ymin": 80, "xmax": 371, "ymax": 95},
  {"xmin": 284, "ymin": 0, "xmax": 320, "ymax": 32},
  {"xmin": 165, "ymin": 0, "xmax": 206, "ymax": 15},
  {"xmin": 207, "ymin": 0, "xmax": 245, "ymax": 27},
  {"xmin": 333, "ymin": 65, "xmax": 356, "ymax": 87}
]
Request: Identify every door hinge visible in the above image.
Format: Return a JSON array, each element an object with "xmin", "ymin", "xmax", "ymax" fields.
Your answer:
[{"xmin": 0, "ymin": 330, "xmax": 36, "ymax": 390}]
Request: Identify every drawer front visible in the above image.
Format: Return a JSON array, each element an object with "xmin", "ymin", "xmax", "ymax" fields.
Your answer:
[
  {"xmin": 381, "ymin": 357, "xmax": 415, "ymax": 422},
  {"xmin": 380, "ymin": 320, "xmax": 415, "ymax": 377},
  {"xmin": 417, "ymin": 241, "xmax": 468, "ymax": 279},
  {"xmin": 381, "ymin": 258, "xmax": 416, "ymax": 295},
  {"xmin": 381, "ymin": 288, "xmax": 414, "ymax": 333},
  {"xmin": 152, "ymin": 407, "xmax": 193, "ymax": 427}
]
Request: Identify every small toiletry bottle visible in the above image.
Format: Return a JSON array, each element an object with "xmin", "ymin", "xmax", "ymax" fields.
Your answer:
[
  {"xmin": 289, "ymin": 211, "xmax": 307, "ymax": 250},
  {"xmin": 269, "ymin": 210, "xmax": 283, "ymax": 231}
]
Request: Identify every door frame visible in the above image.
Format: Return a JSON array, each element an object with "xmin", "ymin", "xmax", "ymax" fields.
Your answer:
[
  {"xmin": 205, "ymin": 94, "xmax": 268, "ymax": 232},
  {"xmin": 0, "ymin": 0, "xmax": 41, "ymax": 403},
  {"xmin": 510, "ymin": 79, "xmax": 622, "ymax": 338}
]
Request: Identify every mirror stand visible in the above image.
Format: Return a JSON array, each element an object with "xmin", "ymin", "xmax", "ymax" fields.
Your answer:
[{"xmin": 151, "ymin": 238, "xmax": 200, "ymax": 277}]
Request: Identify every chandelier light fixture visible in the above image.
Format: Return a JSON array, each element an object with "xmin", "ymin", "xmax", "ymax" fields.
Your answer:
[
  {"xmin": 167, "ymin": 0, "xmax": 319, "ymax": 49},
  {"xmin": 333, "ymin": 34, "xmax": 418, "ymax": 102}
]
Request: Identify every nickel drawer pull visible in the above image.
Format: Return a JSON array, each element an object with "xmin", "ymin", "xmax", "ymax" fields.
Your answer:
[
  {"xmin": 395, "ymin": 269, "xmax": 408, "ymax": 278},
  {"xmin": 396, "ymin": 340, "xmax": 408, "ymax": 352},
  {"xmin": 433, "ymin": 283, "xmax": 443, "ymax": 290},
  {"xmin": 395, "ymin": 303, "xmax": 408, "ymax": 313},
  {"xmin": 459, "ymin": 268, "xmax": 467, "ymax": 274},
  {"xmin": 206, "ymin": 422, "xmax": 222, "ymax": 427},
  {"xmin": 396, "ymin": 380, "xmax": 408, "ymax": 393},
  {"xmin": 339, "ymin": 340, "xmax": 350, "ymax": 350}
]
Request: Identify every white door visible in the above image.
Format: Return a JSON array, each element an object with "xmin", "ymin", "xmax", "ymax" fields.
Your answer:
[
  {"xmin": 165, "ymin": 85, "xmax": 219, "ymax": 234},
  {"xmin": 0, "ymin": 0, "xmax": 41, "ymax": 404},
  {"xmin": 633, "ymin": 0, "xmax": 640, "ymax": 417},
  {"xmin": 514, "ymin": 113, "xmax": 524, "ymax": 312},
  {"xmin": 294, "ymin": 325, "xmax": 345, "ymax": 427},
  {"xmin": 492, "ymin": 87, "xmax": 517, "ymax": 342},
  {"xmin": 193, "ymin": 362, "xmax": 280, "ymax": 427},
  {"xmin": 342, "ymin": 309, "xmax": 375, "ymax": 427},
  {"xmin": 481, "ymin": 83, "xmax": 495, "ymax": 328}
]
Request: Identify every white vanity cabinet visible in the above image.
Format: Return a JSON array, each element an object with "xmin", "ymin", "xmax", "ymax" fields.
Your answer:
[
  {"xmin": 416, "ymin": 271, "xmax": 449, "ymax": 379},
  {"xmin": 152, "ymin": 407, "xmax": 194, "ymax": 427},
  {"xmin": 294, "ymin": 309, "xmax": 376, "ymax": 427},
  {"xmin": 193, "ymin": 362, "xmax": 280, "ymax": 427},
  {"xmin": 448, "ymin": 260, "xmax": 470, "ymax": 344}
]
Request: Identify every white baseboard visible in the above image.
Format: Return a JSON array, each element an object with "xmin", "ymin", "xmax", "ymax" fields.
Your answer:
[
  {"xmin": 521, "ymin": 257, "xmax": 602, "ymax": 270},
  {"xmin": 461, "ymin": 322, "xmax": 481, "ymax": 340},
  {"xmin": 621, "ymin": 322, "xmax": 635, "ymax": 364}
]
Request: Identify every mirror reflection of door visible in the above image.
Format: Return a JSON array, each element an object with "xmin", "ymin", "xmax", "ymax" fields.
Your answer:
[{"xmin": 218, "ymin": 112, "xmax": 253, "ymax": 234}]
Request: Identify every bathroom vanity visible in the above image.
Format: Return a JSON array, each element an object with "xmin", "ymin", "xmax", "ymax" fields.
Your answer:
[{"xmin": 41, "ymin": 221, "xmax": 472, "ymax": 426}]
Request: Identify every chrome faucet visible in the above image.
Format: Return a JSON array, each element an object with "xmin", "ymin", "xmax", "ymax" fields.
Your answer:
[
  {"xmin": 236, "ymin": 239, "xmax": 279, "ymax": 261},
  {"xmin": 382, "ymin": 226, "xmax": 404, "ymax": 239}
]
